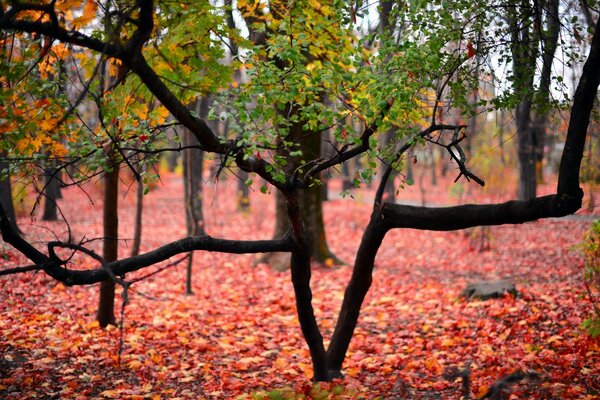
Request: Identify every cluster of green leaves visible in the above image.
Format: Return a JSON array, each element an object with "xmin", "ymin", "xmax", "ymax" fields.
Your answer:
[
  {"xmin": 216, "ymin": 0, "xmax": 483, "ymax": 185},
  {"xmin": 582, "ymin": 220, "xmax": 600, "ymax": 337}
]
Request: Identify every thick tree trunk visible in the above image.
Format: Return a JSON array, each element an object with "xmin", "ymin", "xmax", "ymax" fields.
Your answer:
[
  {"xmin": 96, "ymin": 161, "xmax": 119, "ymax": 327},
  {"xmin": 262, "ymin": 107, "xmax": 337, "ymax": 269}
]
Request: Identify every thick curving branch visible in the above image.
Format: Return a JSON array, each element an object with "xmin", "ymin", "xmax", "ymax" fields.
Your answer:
[
  {"xmin": 43, "ymin": 234, "xmax": 294, "ymax": 286},
  {"xmin": 380, "ymin": 194, "xmax": 574, "ymax": 231},
  {"xmin": 1, "ymin": 198, "xmax": 294, "ymax": 285},
  {"xmin": 0, "ymin": 11, "xmax": 122, "ymax": 57},
  {"xmin": 557, "ymin": 15, "xmax": 600, "ymax": 197}
]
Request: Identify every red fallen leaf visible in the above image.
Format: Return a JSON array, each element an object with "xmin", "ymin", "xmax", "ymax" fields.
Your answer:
[
  {"xmin": 432, "ymin": 380, "xmax": 448, "ymax": 390},
  {"xmin": 1, "ymin": 171, "xmax": 597, "ymax": 399}
]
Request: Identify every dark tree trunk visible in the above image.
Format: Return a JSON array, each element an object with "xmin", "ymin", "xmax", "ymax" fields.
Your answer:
[
  {"xmin": 96, "ymin": 160, "xmax": 119, "ymax": 327},
  {"xmin": 41, "ymin": 166, "xmax": 61, "ymax": 221},
  {"xmin": 326, "ymin": 212, "xmax": 387, "ymax": 374},
  {"xmin": 516, "ymin": 100, "xmax": 537, "ymax": 200},
  {"xmin": 285, "ymin": 193, "xmax": 329, "ymax": 380},
  {"xmin": 510, "ymin": 0, "xmax": 556, "ymax": 200},
  {"xmin": 262, "ymin": 107, "xmax": 337, "ymax": 268},
  {"xmin": 341, "ymin": 161, "xmax": 353, "ymax": 191},
  {"xmin": 0, "ymin": 155, "xmax": 19, "ymax": 234},
  {"xmin": 381, "ymin": 130, "xmax": 397, "ymax": 203}
]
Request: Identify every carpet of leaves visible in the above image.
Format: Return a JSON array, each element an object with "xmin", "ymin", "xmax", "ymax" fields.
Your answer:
[{"xmin": 1, "ymin": 171, "xmax": 599, "ymax": 399}]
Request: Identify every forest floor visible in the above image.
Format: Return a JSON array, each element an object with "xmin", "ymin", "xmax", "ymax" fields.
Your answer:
[{"xmin": 1, "ymin": 167, "xmax": 599, "ymax": 399}]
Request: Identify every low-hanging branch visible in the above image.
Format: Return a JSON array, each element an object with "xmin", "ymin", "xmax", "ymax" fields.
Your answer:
[{"xmin": 0, "ymin": 199, "xmax": 295, "ymax": 285}]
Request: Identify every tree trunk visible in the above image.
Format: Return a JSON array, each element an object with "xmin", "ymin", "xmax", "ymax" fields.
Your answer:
[
  {"xmin": 130, "ymin": 177, "xmax": 143, "ymax": 257},
  {"xmin": 285, "ymin": 192, "xmax": 329, "ymax": 381},
  {"xmin": 41, "ymin": 166, "xmax": 60, "ymax": 221},
  {"xmin": 381, "ymin": 130, "xmax": 397, "ymax": 203},
  {"xmin": 262, "ymin": 108, "xmax": 337, "ymax": 269},
  {"xmin": 0, "ymin": 155, "xmax": 19, "ymax": 234},
  {"xmin": 96, "ymin": 160, "xmax": 119, "ymax": 327},
  {"xmin": 516, "ymin": 100, "xmax": 537, "ymax": 200},
  {"xmin": 327, "ymin": 211, "xmax": 387, "ymax": 373},
  {"xmin": 183, "ymin": 98, "xmax": 208, "ymax": 295},
  {"xmin": 532, "ymin": 0, "xmax": 560, "ymax": 184}
]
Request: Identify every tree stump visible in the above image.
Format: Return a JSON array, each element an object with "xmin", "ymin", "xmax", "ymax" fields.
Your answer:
[{"xmin": 462, "ymin": 279, "xmax": 517, "ymax": 301}]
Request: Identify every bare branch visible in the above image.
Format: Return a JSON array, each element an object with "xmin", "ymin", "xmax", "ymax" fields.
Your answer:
[{"xmin": 0, "ymin": 264, "xmax": 42, "ymax": 277}]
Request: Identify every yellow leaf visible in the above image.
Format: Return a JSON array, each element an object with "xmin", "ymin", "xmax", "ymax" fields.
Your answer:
[
  {"xmin": 154, "ymin": 106, "xmax": 170, "ymax": 124},
  {"xmin": 98, "ymin": 389, "xmax": 123, "ymax": 398}
]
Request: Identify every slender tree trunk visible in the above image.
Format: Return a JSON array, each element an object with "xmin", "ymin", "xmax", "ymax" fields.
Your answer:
[
  {"xmin": 285, "ymin": 192, "xmax": 329, "ymax": 381},
  {"xmin": 381, "ymin": 130, "xmax": 397, "ymax": 203},
  {"xmin": 130, "ymin": 177, "xmax": 143, "ymax": 257},
  {"xmin": 532, "ymin": 0, "xmax": 560, "ymax": 184},
  {"xmin": 41, "ymin": 166, "xmax": 60, "ymax": 221},
  {"xmin": 183, "ymin": 98, "xmax": 207, "ymax": 295},
  {"xmin": 327, "ymin": 211, "xmax": 387, "ymax": 373},
  {"xmin": 96, "ymin": 159, "xmax": 119, "ymax": 327},
  {"xmin": 510, "ymin": 0, "xmax": 541, "ymax": 200}
]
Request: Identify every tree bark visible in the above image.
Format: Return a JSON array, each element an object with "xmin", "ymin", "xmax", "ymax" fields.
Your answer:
[
  {"xmin": 532, "ymin": 0, "xmax": 560, "ymax": 183},
  {"xmin": 0, "ymin": 155, "xmax": 19, "ymax": 234},
  {"xmin": 327, "ymin": 212, "xmax": 387, "ymax": 373},
  {"xmin": 285, "ymin": 192, "xmax": 329, "ymax": 380},
  {"xmin": 41, "ymin": 166, "xmax": 60, "ymax": 221},
  {"xmin": 130, "ymin": 177, "xmax": 143, "ymax": 258},
  {"xmin": 182, "ymin": 98, "xmax": 207, "ymax": 295},
  {"xmin": 96, "ymin": 158, "xmax": 119, "ymax": 327}
]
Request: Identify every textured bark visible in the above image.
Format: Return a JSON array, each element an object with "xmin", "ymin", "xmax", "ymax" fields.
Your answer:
[
  {"xmin": 510, "ymin": 0, "xmax": 559, "ymax": 199},
  {"xmin": 263, "ymin": 108, "xmax": 336, "ymax": 268}
]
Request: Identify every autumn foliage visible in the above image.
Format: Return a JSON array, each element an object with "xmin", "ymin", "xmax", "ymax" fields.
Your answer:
[{"xmin": 1, "ymin": 173, "xmax": 599, "ymax": 399}]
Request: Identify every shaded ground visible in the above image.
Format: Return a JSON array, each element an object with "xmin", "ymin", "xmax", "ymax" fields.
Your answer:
[{"xmin": 0, "ymin": 169, "xmax": 599, "ymax": 399}]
